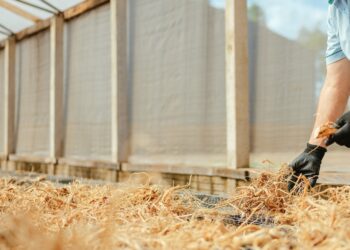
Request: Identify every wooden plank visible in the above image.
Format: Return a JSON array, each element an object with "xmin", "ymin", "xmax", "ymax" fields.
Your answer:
[
  {"xmin": 250, "ymin": 151, "xmax": 350, "ymax": 173},
  {"xmin": 49, "ymin": 16, "xmax": 64, "ymax": 159},
  {"xmin": 90, "ymin": 168, "xmax": 117, "ymax": 182},
  {"xmin": 110, "ymin": 0, "xmax": 128, "ymax": 163},
  {"xmin": 122, "ymin": 162, "xmax": 350, "ymax": 186},
  {"xmin": 9, "ymin": 154, "xmax": 56, "ymax": 164},
  {"xmin": 0, "ymin": 154, "xmax": 7, "ymax": 161},
  {"xmin": 58, "ymin": 158, "xmax": 119, "ymax": 169},
  {"xmin": 4, "ymin": 0, "xmax": 108, "ymax": 44},
  {"xmin": 318, "ymin": 172, "xmax": 350, "ymax": 185},
  {"xmin": 3, "ymin": 37, "xmax": 15, "ymax": 158},
  {"xmin": 15, "ymin": 18, "xmax": 51, "ymax": 41},
  {"xmin": 225, "ymin": 0, "xmax": 249, "ymax": 169},
  {"xmin": 0, "ymin": 1, "xmax": 41, "ymax": 22},
  {"xmin": 121, "ymin": 163, "xmax": 248, "ymax": 180},
  {"xmin": 244, "ymin": 169, "xmax": 350, "ymax": 186},
  {"xmin": 64, "ymin": 0, "xmax": 109, "ymax": 20}
]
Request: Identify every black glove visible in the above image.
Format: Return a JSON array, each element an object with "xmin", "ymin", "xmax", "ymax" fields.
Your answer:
[
  {"xmin": 325, "ymin": 111, "xmax": 350, "ymax": 148},
  {"xmin": 288, "ymin": 143, "xmax": 326, "ymax": 191}
]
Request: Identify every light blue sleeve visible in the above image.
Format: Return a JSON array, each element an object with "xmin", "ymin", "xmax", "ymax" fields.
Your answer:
[{"xmin": 326, "ymin": 5, "xmax": 346, "ymax": 64}]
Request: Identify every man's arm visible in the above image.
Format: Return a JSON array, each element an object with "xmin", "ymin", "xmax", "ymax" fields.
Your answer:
[
  {"xmin": 309, "ymin": 58, "xmax": 350, "ymax": 147},
  {"xmin": 288, "ymin": 58, "xmax": 350, "ymax": 190}
]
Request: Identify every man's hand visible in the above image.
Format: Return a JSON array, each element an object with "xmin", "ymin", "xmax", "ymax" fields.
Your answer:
[
  {"xmin": 325, "ymin": 111, "xmax": 350, "ymax": 147},
  {"xmin": 288, "ymin": 143, "xmax": 327, "ymax": 191}
]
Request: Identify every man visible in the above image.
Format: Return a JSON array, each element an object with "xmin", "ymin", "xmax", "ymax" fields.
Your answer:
[{"xmin": 288, "ymin": 0, "xmax": 350, "ymax": 190}]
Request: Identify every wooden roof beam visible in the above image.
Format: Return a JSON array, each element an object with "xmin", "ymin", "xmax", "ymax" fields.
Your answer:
[
  {"xmin": 0, "ymin": 0, "xmax": 108, "ymax": 48},
  {"xmin": 0, "ymin": 0, "xmax": 41, "ymax": 22}
]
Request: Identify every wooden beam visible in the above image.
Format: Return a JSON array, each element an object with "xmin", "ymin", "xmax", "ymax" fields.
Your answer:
[
  {"xmin": 9, "ymin": 154, "xmax": 56, "ymax": 164},
  {"xmin": 15, "ymin": 18, "xmax": 51, "ymax": 41},
  {"xmin": 122, "ymin": 163, "xmax": 350, "ymax": 186},
  {"xmin": 58, "ymin": 158, "xmax": 119, "ymax": 170},
  {"xmin": 64, "ymin": 0, "xmax": 109, "ymax": 20},
  {"xmin": 0, "ymin": 154, "xmax": 7, "ymax": 161},
  {"xmin": 122, "ymin": 163, "xmax": 249, "ymax": 180},
  {"xmin": 0, "ymin": 0, "xmax": 41, "ymax": 22},
  {"xmin": 111, "ymin": 0, "xmax": 128, "ymax": 163},
  {"xmin": 49, "ymin": 15, "xmax": 63, "ymax": 159},
  {"xmin": 3, "ymin": 37, "xmax": 15, "ymax": 158},
  {"xmin": 0, "ymin": 0, "xmax": 109, "ymax": 46},
  {"xmin": 225, "ymin": 0, "xmax": 249, "ymax": 169}
]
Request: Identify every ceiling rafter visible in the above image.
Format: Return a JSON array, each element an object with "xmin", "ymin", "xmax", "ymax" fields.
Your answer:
[
  {"xmin": 15, "ymin": 0, "xmax": 57, "ymax": 14},
  {"xmin": 0, "ymin": 0, "xmax": 41, "ymax": 22},
  {"xmin": 40, "ymin": 0, "xmax": 60, "ymax": 13}
]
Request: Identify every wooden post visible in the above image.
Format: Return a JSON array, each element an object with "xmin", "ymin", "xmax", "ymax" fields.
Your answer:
[
  {"xmin": 49, "ymin": 15, "xmax": 64, "ymax": 163},
  {"xmin": 225, "ymin": 0, "xmax": 249, "ymax": 169},
  {"xmin": 4, "ymin": 37, "xmax": 15, "ymax": 158},
  {"xmin": 111, "ymin": 0, "xmax": 128, "ymax": 164}
]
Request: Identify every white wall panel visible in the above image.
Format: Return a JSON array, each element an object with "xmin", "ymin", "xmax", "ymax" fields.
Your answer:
[
  {"xmin": 63, "ymin": 4, "xmax": 111, "ymax": 160},
  {"xmin": 15, "ymin": 30, "xmax": 50, "ymax": 156},
  {"xmin": 128, "ymin": 0, "xmax": 226, "ymax": 166}
]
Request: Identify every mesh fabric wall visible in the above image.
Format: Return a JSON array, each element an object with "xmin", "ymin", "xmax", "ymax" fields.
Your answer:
[
  {"xmin": 63, "ymin": 4, "xmax": 111, "ymax": 161},
  {"xmin": 15, "ymin": 30, "xmax": 50, "ymax": 156},
  {"xmin": 0, "ymin": 49, "xmax": 4, "ymax": 154},
  {"xmin": 127, "ymin": 0, "xmax": 226, "ymax": 167},
  {"xmin": 249, "ymin": 22, "xmax": 316, "ymax": 155},
  {"xmin": 247, "ymin": 4, "xmax": 347, "ymax": 171}
]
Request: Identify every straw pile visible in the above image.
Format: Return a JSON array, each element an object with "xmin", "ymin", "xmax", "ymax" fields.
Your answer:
[{"xmin": 1, "ymin": 168, "xmax": 350, "ymax": 249}]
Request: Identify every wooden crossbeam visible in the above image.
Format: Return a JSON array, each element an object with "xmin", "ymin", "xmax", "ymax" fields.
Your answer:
[
  {"xmin": 0, "ymin": 0, "xmax": 108, "ymax": 48},
  {"xmin": 0, "ymin": 0, "xmax": 41, "ymax": 22},
  {"xmin": 64, "ymin": 0, "xmax": 108, "ymax": 20}
]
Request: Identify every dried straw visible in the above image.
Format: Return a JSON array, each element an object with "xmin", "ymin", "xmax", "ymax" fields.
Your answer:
[
  {"xmin": 1, "ymin": 168, "xmax": 350, "ymax": 249},
  {"xmin": 314, "ymin": 122, "xmax": 337, "ymax": 139}
]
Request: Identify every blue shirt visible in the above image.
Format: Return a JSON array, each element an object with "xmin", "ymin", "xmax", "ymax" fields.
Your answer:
[{"xmin": 326, "ymin": 0, "xmax": 350, "ymax": 64}]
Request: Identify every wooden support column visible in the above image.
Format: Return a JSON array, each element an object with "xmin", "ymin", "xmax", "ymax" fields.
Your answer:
[
  {"xmin": 111, "ymin": 0, "xmax": 128, "ymax": 164},
  {"xmin": 49, "ymin": 15, "xmax": 64, "ymax": 163},
  {"xmin": 4, "ymin": 37, "xmax": 15, "ymax": 159},
  {"xmin": 225, "ymin": 0, "xmax": 249, "ymax": 169}
]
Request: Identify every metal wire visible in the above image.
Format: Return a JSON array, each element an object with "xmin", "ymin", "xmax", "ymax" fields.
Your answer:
[
  {"xmin": 0, "ymin": 29, "xmax": 10, "ymax": 36},
  {"xmin": 15, "ymin": 0, "xmax": 57, "ymax": 14},
  {"xmin": 0, "ymin": 23, "xmax": 14, "ymax": 35},
  {"xmin": 40, "ymin": 0, "xmax": 61, "ymax": 13}
]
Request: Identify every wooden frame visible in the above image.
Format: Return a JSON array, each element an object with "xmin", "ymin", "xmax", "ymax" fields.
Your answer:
[
  {"xmin": 9, "ymin": 154, "xmax": 56, "ymax": 164},
  {"xmin": 0, "ymin": 154, "xmax": 7, "ymax": 161},
  {"xmin": 0, "ymin": 0, "xmax": 116, "ymax": 169},
  {"xmin": 0, "ymin": 0, "xmax": 251, "ymax": 176},
  {"xmin": 0, "ymin": 0, "xmax": 109, "ymax": 47},
  {"xmin": 0, "ymin": 1, "xmax": 41, "ymax": 23},
  {"xmin": 122, "ymin": 163, "xmax": 249, "ymax": 180},
  {"xmin": 225, "ymin": 0, "xmax": 250, "ymax": 169},
  {"xmin": 64, "ymin": 0, "xmax": 109, "ymax": 20},
  {"xmin": 58, "ymin": 158, "xmax": 119, "ymax": 170},
  {"xmin": 3, "ymin": 37, "xmax": 15, "ymax": 159},
  {"xmin": 121, "ymin": 163, "xmax": 350, "ymax": 186},
  {"xmin": 110, "ymin": 0, "xmax": 128, "ymax": 163},
  {"xmin": 49, "ymin": 15, "xmax": 64, "ymax": 159}
]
